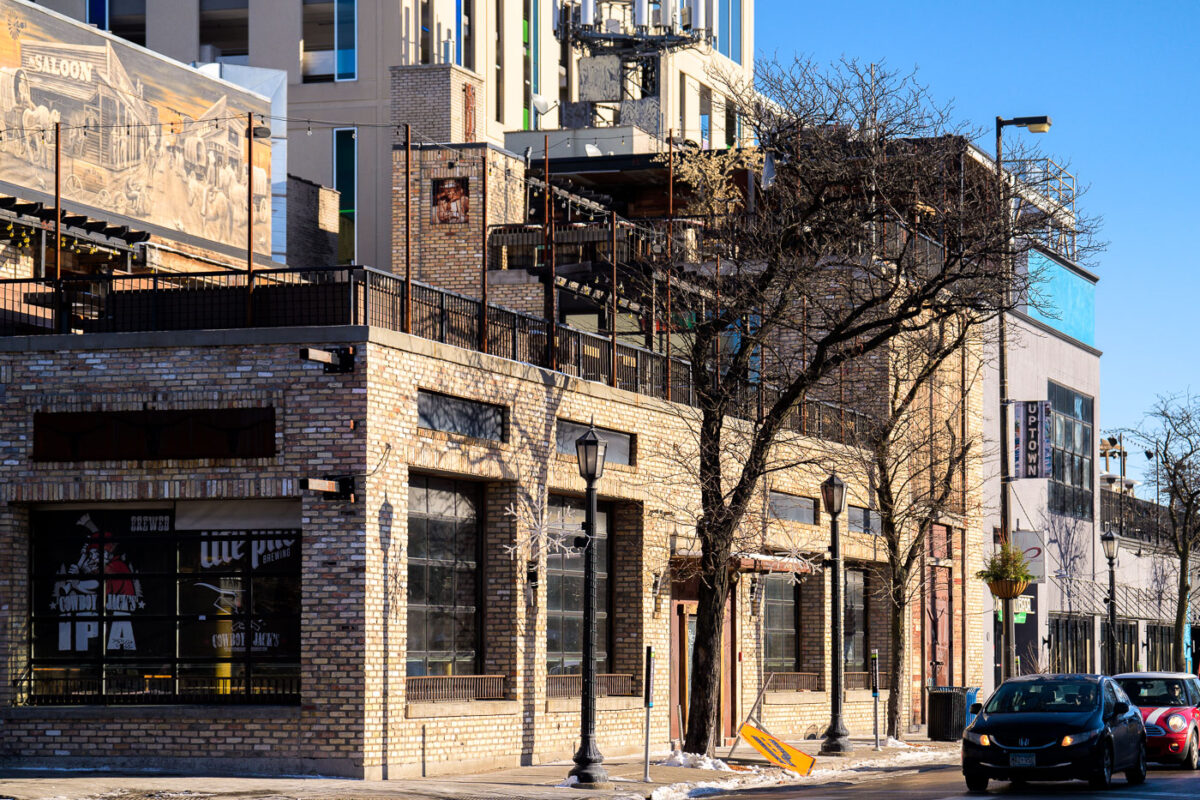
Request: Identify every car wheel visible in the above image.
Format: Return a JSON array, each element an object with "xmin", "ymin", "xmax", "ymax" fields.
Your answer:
[
  {"xmin": 1089, "ymin": 744, "xmax": 1113, "ymax": 789},
  {"xmin": 964, "ymin": 771, "xmax": 989, "ymax": 792},
  {"xmin": 1185, "ymin": 731, "xmax": 1200, "ymax": 770},
  {"xmin": 1126, "ymin": 740, "xmax": 1147, "ymax": 785}
]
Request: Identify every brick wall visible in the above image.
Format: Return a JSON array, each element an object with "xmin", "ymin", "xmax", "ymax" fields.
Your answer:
[
  {"xmin": 286, "ymin": 175, "xmax": 340, "ymax": 269},
  {"xmin": 0, "ymin": 319, "xmax": 986, "ymax": 776}
]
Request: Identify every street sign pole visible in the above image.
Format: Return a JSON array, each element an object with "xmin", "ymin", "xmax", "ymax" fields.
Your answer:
[
  {"xmin": 643, "ymin": 646, "xmax": 654, "ymax": 783},
  {"xmin": 871, "ymin": 649, "xmax": 880, "ymax": 750}
]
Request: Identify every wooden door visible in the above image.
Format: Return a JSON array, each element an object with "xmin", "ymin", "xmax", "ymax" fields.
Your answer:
[{"xmin": 927, "ymin": 565, "xmax": 951, "ymax": 686}]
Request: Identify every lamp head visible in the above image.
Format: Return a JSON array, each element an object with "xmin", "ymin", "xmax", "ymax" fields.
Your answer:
[
  {"xmin": 1101, "ymin": 529, "xmax": 1118, "ymax": 561},
  {"xmin": 821, "ymin": 472, "xmax": 846, "ymax": 517},
  {"xmin": 575, "ymin": 422, "xmax": 607, "ymax": 482},
  {"xmin": 1011, "ymin": 115, "xmax": 1052, "ymax": 133}
]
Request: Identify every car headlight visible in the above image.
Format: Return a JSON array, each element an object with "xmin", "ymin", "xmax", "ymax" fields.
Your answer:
[
  {"xmin": 1062, "ymin": 729, "xmax": 1102, "ymax": 747},
  {"xmin": 1167, "ymin": 714, "xmax": 1187, "ymax": 733},
  {"xmin": 964, "ymin": 731, "xmax": 991, "ymax": 746}
]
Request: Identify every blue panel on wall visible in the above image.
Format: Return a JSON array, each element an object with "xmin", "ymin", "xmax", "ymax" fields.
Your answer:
[{"xmin": 1026, "ymin": 251, "xmax": 1095, "ymax": 347}]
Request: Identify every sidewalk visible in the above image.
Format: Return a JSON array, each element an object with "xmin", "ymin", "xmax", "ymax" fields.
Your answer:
[{"xmin": 0, "ymin": 738, "xmax": 962, "ymax": 800}]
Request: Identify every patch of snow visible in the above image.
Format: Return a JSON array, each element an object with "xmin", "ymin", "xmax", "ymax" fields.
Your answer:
[
  {"xmin": 556, "ymin": 775, "xmax": 579, "ymax": 787},
  {"xmin": 657, "ymin": 750, "xmax": 733, "ymax": 771},
  {"xmin": 886, "ymin": 737, "xmax": 913, "ymax": 748}
]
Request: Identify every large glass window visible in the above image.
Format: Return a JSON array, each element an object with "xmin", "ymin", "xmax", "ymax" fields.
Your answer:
[
  {"xmin": 844, "ymin": 568, "xmax": 866, "ymax": 672},
  {"xmin": 199, "ymin": 0, "xmax": 249, "ymax": 64},
  {"xmin": 716, "ymin": 0, "xmax": 742, "ymax": 63},
  {"xmin": 769, "ymin": 491, "xmax": 816, "ymax": 525},
  {"xmin": 28, "ymin": 507, "xmax": 300, "ymax": 704},
  {"xmin": 848, "ymin": 506, "xmax": 880, "ymax": 535},
  {"xmin": 406, "ymin": 476, "xmax": 480, "ymax": 676},
  {"xmin": 89, "ymin": 0, "xmax": 146, "ymax": 46},
  {"xmin": 555, "ymin": 419, "xmax": 633, "ymax": 466},
  {"xmin": 763, "ymin": 574, "xmax": 797, "ymax": 673},
  {"xmin": 303, "ymin": 0, "xmax": 356, "ymax": 82},
  {"xmin": 1048, "ymin": 381, "xmax": 1094, "ymax": 520},
  {"xmin": 418, "ymin": 390, "xmax": 505, "ymax": 442},
  {"xmin": 545, "ymin": 496, "xmax": 610, "ymax": 675},
  {"xmin": 333, "ymin": 127, "xmax": 357, "ymax": 264}
]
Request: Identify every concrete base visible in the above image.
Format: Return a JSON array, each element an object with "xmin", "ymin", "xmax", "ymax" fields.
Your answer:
[{"xmin": 574, "ymin": 782, "xmax": 614, "ymax": 790}]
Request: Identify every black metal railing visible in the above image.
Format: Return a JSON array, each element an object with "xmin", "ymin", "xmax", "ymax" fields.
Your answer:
[
  {"xmin": 12, "ymin": 669, "xmax": 300, "ymax": 706},
  {"xmin": 1101, "ymin": 490, "xmax": 1168, "ymax": 544},
  {"xmin": 0, "ymin": 267, "xmax": 870, "ymax": 444}
]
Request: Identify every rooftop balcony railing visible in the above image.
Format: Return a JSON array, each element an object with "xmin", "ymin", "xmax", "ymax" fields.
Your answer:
[{"xmin": 0, "ymin": 267, "xmax": 865, "ymax": 446}]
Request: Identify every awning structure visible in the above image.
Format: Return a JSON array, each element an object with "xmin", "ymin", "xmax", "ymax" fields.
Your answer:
[
  {"xmin": 0, "ymin": 193, "xmax": 149, "ymax": 275},
  {"xmin": 1053, "ymin": 577, "xmax": 1178, "ymax": 622},
  {"xmin": 670, "ymin": 550, "xmax": 818, "ymax": 575}
]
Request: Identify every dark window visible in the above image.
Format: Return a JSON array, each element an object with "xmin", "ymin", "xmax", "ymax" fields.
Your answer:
[
  {"xmin": 1146, "ymin": 624, "xmax": 1173, "ymax": 672},
  {"xmin": 302, "ymin": 0, "xmax": 356, "ymax": 82},
  {"xmin": 199, "ymin": 0, "xmax": 249, "ymax": 63},
  {"xmin": 555, "ymin": 420, "xmax": 634, "ymax": 466},
  {"xmin": 90, "ymin": 0, "xmax": 146, "ymax": 46},
  {"xmin": 848, "ymin": 506, "xmax": 880, "ymax": 535},
  {"xmin": 763, "ymin": 574, "xmax": 797, "ymax": 673},
  {"xmin": 406, "ymin": 476, "xmax": 480, "ymax": 676},
  {"xmin": 845, "ymin": 568, "xmax": 866, "ymax": 672},
  {"xmin": 1048, "ymin": 381, "xmax": 1094, "ymax": 520},
  {"xmin": 1048, "ymin": 614, "xmax": 1094, "ymax": 673},
  {"xmin": 545, "ymin": 495, "xmax": 610, "ymax": 675},
  {"xmin": 769, "ymin": 491, "xmax": 816, "ymax": 525},
  {"xmin": 417, "ymin": 390, "xmax": 504, "ymax": 442},
  {"xmin": 33, "ymin": 408, "xmax": 275, "ymax": 462},
  {"xmin": 333, "ymin": 127, "xmax": 357, "ymax": 264},
  {"xmin": 1101, "ymin": 620, "xmax": 1137, "ymax": 674},
  {"xmin": 27, "ymin": 508, "xmax": 299, "ymax": 705}
]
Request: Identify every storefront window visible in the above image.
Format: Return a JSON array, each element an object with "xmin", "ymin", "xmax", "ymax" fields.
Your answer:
[
  {"xmin": 763, "ymin": 574, "xmax": 797, "ymax": 673},
  {"xmin": 406, "ymin": 476, "xmax": 480, "ymax": 676},
  {"xmin": 1048, "ymin": 381, "xmax": 1094, "ymax": 520},
  {"xmin": 844, "ymin": 568, "xmax": 866, "ymax": 672},
  {"xmin": 545, "ymin": 496, "xmax": 610, "ymax": 675},
  {"xmin": 27, "ymin": 506, "xmax": 300, "ymax": 705}
]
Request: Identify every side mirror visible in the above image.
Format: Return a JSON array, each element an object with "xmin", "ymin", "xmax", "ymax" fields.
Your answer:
[
  {"xmin": 1114, "ymin": 701, "xmax": 1129, "ymax": 715},
  {"xmin": 970, "ymin": 703, "xmax": 983, "ymax": 715}
]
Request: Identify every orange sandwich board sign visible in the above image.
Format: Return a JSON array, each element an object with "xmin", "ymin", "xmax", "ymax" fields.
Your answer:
[{"xmin": 739, "ymin": 722, "xmax": 815, "ymax": 775}]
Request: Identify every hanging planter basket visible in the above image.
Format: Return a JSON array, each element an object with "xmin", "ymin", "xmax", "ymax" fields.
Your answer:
[{"xmin": 987, "ymin": 579, "xmax": 1029, "ymax": 600}]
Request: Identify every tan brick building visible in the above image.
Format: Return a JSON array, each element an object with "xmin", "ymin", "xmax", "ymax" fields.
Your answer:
[{"xmin": 0, "ymin": 265, "xmax": 986, "ymax": 777}]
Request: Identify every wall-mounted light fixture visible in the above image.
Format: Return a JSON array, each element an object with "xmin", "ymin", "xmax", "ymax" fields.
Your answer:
[
  {"xmin": 299, "ymin": 346, "xmax": 356, "ymax": 373},
  {"xmin": 299, "ymin": 476, "xmax": 355, "ymax": 502}
]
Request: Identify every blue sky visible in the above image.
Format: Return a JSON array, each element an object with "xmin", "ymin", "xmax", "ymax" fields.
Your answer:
[{"xmin": 754, "ymin": 0, "xmax": 1199, "ymax": 486}]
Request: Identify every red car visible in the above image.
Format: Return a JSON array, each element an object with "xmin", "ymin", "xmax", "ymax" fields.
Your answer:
[{"xmin": 1115, "ymin": 671, "xmax": 1200, "ymax": 768}]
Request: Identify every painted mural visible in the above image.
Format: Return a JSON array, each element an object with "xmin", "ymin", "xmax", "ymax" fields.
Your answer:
[{"xmin": 0, "ymin": 1, "xmax": 270, "ymax": 253}]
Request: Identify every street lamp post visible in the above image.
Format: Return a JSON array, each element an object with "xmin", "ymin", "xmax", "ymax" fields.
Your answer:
[
  {"xmin": 994, "ymin": 114, "xmax": 1051, "ymax": 682},
  {"xmin": 820, "ymin": 472, "xmax": 852, "ymax": 756},
  {"xmin": 1101, "ymin": 530, "xmax": 1119, "ymax": 674},
  {"xmin": 570, "ymin": 423, "xmax": 610, "ymax": 789}
]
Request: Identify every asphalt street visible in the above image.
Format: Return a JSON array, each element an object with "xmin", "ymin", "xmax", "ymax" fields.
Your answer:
[{"xmin": 721, "ymin": 764, "xmax": 1200, "ymax": 799}]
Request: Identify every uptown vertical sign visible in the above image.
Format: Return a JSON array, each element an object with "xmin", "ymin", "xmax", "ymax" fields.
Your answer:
[{"xmin": 1013, "ymin": 400, "xmax": 1052, "ymax": 480}]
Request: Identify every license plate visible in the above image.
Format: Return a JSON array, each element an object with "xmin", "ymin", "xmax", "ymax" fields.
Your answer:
[{"xmin": 1009, "ymin": 753, "xmax": 1036, "ymax": 767}]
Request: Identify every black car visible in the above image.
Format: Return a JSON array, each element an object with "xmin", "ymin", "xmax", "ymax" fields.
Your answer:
[{"xmin": 962, "ymin": 674, "xmax": 1146, "ymax": 792}]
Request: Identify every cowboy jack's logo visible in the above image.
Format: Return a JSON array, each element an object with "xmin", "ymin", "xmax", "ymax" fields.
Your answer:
[{"xmin": 50, "ymin": 513, "xmax": 145, "ymax": 652}]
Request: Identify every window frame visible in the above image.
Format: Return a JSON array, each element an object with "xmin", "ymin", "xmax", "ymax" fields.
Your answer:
[
  {"xmin": 555, "ymin": 419, "xmax": 634, "ymax": 467},
  {"xmin": 405, "ymin": 475, "xmax": 482, "ymax": 677},
  {"xmin": 26, "ymin": 507, "xmax": 301, "ymax": 705},
  {"xmin": 762, "ymin": 574, "xmax": 799, "ymax": 674},
  {"xmin": 768, "ymin": 491, "xmax": 817, "ymax": 525},
  {"xmin": 416, "ymin": 389, "xmax": 506, "ymax": 443},
  {"xmin": 544, "ymin": 495, "xmax": 613, "ymax": 676}
]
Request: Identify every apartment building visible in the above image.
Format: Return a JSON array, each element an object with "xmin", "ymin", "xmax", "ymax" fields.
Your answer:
[{"xmin": 43, "ymin": 0, "xmax": 754, "ymax": 272}]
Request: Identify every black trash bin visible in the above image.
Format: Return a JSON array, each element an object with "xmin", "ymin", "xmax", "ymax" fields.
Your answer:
[{"xmin": 927, "ymin": 686, "xmax": 968, "ymax": 741}]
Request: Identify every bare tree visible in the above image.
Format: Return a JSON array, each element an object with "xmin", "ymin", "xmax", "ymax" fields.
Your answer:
[
  {"xmin": 835, "ymin": 314, "xmax": 984, "ymax": 739},
  {"xmin": 655, "ymin": 57, "xmax": 1097, "ymax": 753},
  {"xmin": 1126, "ymin": 393, "xmax": 1200, "ymax": 672}
]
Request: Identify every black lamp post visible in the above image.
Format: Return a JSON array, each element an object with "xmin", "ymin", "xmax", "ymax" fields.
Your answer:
[
  {"xmin": 569, "ymin": 423, "xmax": 610, "ymax": 788},
  {"xmin": 994, "ymin": 113, "xmax": 1051, "ymax": 683},
  {"xmin": 1101, "ymin": 529, "xmax": 1118, "ymax": 674},
  {"xmin": 820, "ymin": 471, "xmax": 852, "ymax": 755}
]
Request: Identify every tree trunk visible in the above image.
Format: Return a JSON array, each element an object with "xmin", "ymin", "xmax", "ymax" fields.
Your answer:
[
  {"xmin": 886, "ymin": 571, "xmax": 907, "ymax": 739},
  {"xmin": 1175, "ymin": 546, "xmax": 1191, "ymax": 672},
  {"xmin": 684, "ymin": 544, "xmax": 732, "ymax": 755}
]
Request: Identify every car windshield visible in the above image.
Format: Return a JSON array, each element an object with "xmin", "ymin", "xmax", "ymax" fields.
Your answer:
[
  {"xmin": 1117, "ymin": 678, "xmax": 1189, "ymax": 707},
  {"xmin": 984, "ymin": 681, "xmax": 1099, "ymax": 713}
]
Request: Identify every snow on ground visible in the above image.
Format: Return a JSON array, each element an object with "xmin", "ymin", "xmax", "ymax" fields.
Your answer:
[
  {"xmin": 650, "ymin": 743, "xmax": 959, "ymax": 799},
  {"xmin": 657, "ymin": 751, "xmax": 734, "ymax": 771}
]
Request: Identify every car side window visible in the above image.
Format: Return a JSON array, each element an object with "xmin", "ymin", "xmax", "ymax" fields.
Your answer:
[
  {"xmin": 1113, "ymin": 683, "xmax": 1132, "ymax": 706},
  {"xmin": 1189, "ymin": 679, "xmax": 1200, "ymax": 706},
  {"xmin": 1103, "ymin": 681, "xmax": 1119, "ymax": 716}
]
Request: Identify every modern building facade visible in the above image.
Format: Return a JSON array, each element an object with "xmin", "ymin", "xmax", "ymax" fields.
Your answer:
[{"xmin": 42, "ymin": 0, "xmax": 754, "ymax": 271}]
